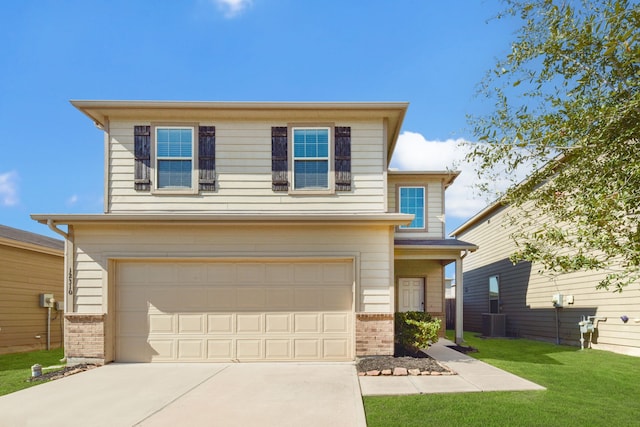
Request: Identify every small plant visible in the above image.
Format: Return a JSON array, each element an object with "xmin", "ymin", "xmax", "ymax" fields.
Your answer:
[{"xmin": 395, "ymin": 312, "xmax": 441, "ymax": 355}]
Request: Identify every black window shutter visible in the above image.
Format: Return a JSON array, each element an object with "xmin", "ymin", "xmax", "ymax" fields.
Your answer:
[
  {"xmin": 272, "ymin": 127, "xmax": 289, "ymax": 191},
  {"xmin": 134, "ymin": 125, "xmax": 151, "ymax": 191},
  {"xmin": 198, "ymin": 126, "xmax": 216, "ymax": 191},
  {"xmin": 335, "ymin": 126, "xmax": 351, "ymax": 191}
]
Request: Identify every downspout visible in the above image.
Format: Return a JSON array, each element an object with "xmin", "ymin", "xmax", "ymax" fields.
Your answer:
[{"xmin": 47, "ymin": 220, "xmax": 72, "ymax": 362}]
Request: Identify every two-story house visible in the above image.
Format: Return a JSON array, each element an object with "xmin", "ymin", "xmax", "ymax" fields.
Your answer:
[{"xmin": 33, "ymin": 101, "xmax": 476, "ymax": 364}]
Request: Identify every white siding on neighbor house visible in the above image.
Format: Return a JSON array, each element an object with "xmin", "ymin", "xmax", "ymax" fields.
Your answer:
[
  {"xmin": 387, "ymin": 176, "xmax": 445, "ymax": 239},
  {"xmin": 107, "ymin": 120, "xmax": 385, "ymax": 213},
  {"xmin": 71, "ymin": 223, "xmax": 394, "ymax": 315},
  {"xmin": 456, "ymin": 204, "xmax": 640, "ymax": 354}
]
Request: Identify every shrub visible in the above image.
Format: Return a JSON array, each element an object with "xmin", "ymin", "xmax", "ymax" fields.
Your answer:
[{"xmin": 395, "ymin": 312, "xmax": 441, "ymax": 354}]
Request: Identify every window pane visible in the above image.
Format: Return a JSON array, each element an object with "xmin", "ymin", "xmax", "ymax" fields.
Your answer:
[
  {"xmin": 399, "ymin": 187, "xmax": 425, "ymax": 229},
  {"xmin": 293, "ymin": 128, "xmax": 329, "ymax": 159},
  {"xmin": 489, "ymin": 275, "xmax": 500, "ymax": 313},
  {"xmin": 157, "ymin": 128, "xmax": 192, "ymax": 158},
  {"xmin": 158, "ymin": 160, "xmax": 192, "ymax": 188},
  {"xmin": 294, "ymin": 160, "xmax": 328, "ymax": 189}
]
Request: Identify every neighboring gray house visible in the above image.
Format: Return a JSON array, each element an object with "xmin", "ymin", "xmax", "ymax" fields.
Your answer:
[{"xmin": 451, "ymin": 199, "xmax": 640, "ymax": 357}]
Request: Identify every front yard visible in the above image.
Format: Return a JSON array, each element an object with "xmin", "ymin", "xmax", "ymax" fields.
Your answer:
[
  {"xmin": 364, "ymin": 332, "xmax": 640, "ymax": 427},
  {"xmin": 0, "ymin": 348, "xmax": 64, "ymax": 396}
]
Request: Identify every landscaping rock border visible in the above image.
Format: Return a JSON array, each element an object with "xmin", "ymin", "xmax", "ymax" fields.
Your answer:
[
  {"xmin": 27, "ymin": 364, "xmax": 100, "ymax": 383},
  {"xmin": 356, "ymin": 355, "xmax": 455, "ymax": 376}
]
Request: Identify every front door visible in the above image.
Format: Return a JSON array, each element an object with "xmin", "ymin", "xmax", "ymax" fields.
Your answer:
[{"xmin": 398, "ymin": 278, "xmax": 425, "ymax": 312}]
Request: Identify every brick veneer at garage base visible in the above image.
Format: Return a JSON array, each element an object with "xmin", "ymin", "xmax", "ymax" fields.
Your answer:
[
  {"xmin": 63, "ymin": 312, "xmax": 395, "ymax": 363},
  {"xmin": 65, "ymin": 314, "xmax": 106, "ymax": 365},
  {"xmin": 355, "ymin": 313, "xmax": 394, "ymax": 356}
]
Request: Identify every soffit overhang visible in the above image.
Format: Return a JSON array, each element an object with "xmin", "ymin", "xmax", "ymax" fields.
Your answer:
[
  {"xmin": 70, "ymin": 100, "xmax": 408, "ymax": 167},
  {"xmin": 31, "ymin": 212, "xmax": 414, "ymax": 227}
]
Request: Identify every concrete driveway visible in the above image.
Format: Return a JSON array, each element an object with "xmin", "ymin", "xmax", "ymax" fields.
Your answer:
[{"xmin": 0, "ymin": 363, "xmax": 366, "ymax": 427}]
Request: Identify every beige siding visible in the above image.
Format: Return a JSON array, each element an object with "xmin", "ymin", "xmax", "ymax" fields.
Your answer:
[
  {"xmin": 71, "ymin": 224, "xmax": 394, "ymax": 316},
  {"xmin": 388, "ymin": 176, "xmax": 445, "ymax": 239},
  {"xmin": 457, "ymin": 204, "xmax": 640, "ymax": 355},
  {"xmin": 107, "ymin": 120, "xmax": 385, "ymax": 213},
  {"xmin": 0, "ymin": 245, "xmax": 64, "ymax": 354}
]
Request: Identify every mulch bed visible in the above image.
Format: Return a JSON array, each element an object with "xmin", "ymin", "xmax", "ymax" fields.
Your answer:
[{"xmin": 446, "ymin": 345, "xmax": 478, "ymax": 354}]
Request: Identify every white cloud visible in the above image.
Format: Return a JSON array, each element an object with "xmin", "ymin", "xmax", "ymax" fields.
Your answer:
[
  {"xmin": 67, "ymin": 194, "xmax": 79, "ymax": 206},
  {"xmin": 213, "ymin": 0, "xmax": 252, "ymax": 18},
  {"xmin": 390, "ymin": 131, "xmax": 527, "ymax": 220},
  {"xmin": 0, "ymin": 171, "xmax": 19, "ymax": 206}
]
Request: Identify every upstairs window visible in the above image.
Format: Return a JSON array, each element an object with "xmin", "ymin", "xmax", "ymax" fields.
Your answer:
[
  {"xmin": 292, "ymin": 128, "xmax": 330, "ymax": 190},
  {"xmin": 398, "ymin": 186, "xmax": 425, "ymax": 229},
  {"xmin": 156, "ymin": 127, "xmax": 194, "ymax": 189}
]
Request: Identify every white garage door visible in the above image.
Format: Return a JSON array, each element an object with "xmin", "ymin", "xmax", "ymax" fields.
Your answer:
[{"xmin": 116, "ymin": 260, "xmax": 354, "ymax": 362}]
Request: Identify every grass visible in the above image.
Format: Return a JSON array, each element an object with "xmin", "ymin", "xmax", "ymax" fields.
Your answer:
[
  {"xmin": 364, "ymin": 332, "xmax": 640, "ymax": 427},
  {"xmin": 0, "ymin": 348, "xmax": 65, "ymax": 396}
]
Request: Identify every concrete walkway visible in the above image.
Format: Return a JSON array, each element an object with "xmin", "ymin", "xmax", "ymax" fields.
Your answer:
[{"xmin": 359, "ymin": 339, "xmax": 546, "ymax": 396}]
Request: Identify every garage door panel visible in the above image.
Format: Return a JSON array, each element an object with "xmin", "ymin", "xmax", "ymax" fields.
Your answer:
[
  {"xmin": 294, "ymin": 288, "xmax": 323, "ymax": 309},
  {"xmin": 324, "ymin": 339, "xmax": 349, "ymax": 358},
  {"xmin": 294, "ymin": 339, "xmax": 321, "ymax": 358},
  {"xmin": 323, "ymin": 313, "xmax": 349, "ymax": 333},
  {"xmin": 146, "ymin": 264, "xmax": 178, "ymax": 284},
  {"xmin": 208, "ymin": 314, "xmax": 234, "ymax": 333},
  {"xmin": 265, "ymin": 288, "xmax": 294, "ymax": 309},
  {"xmin": 236, "ymin": 339, "xmax": 262, "ymax": 359},
  {"xmin": 207, "ymin": 288, "xmax": 236, "ymax": 309},
  {"xmin": 323, "ymin": 287, "xmax": 353, "ymax": 310},
  {"xmin": 149, "ymin": 314, "xmax": 175, "ymax": 333},
  {"xmin": 178, "ymin": 340, "xmax": 204, "ymax": 359},
  {"xmin": 179, "ymin": 287, "xmax": 208, "ymax": 310},
  {"xmin": 206, "ymin": 263, "xmax": 236, "ymax": 283},
  {"xmin": 322, "ymin": 263, "xmax": 353, "ymax": 284},
  {"xmin": 294, "ymin": 313, "xmax": 320, "ymax": 333},
  {"xmin": 177, "ymin": 264, "xmax": 206, "ymax": 283},
  {"xmin": 237, "ymin": 263, "xmax": 265, "ymax": 284},
  {"xmin": 148, "ymin": 339, "xmax": 174, "ymax": 360},
  {"xmin": 294, "ymin": 264, "xmax": 322, "ymax": 283},
  {"xmin": 148, "ymin": 289, "xmax": 178, "ymax": 310},
  {"xmin": 117, "ymin": 312, "xmax": 148, "ymax": 335},
  {"xmin": 265, "ymin": 264, "xmax": 293, "ymax": 284},
  {"xmin": 178, "ymin": 314, "xmax": 205, "ymax": 333},
  {"xmin": 207, "ymin": 340, "xmax": 233, "ymax": 359},
  {"xmin": 117, "ymin": 337, "xmax": 154, "ymax": 362},
  {"xmin": 265, "ymin": 339, "xmax": 291, "ymax": 359},
  {"xmin": 265, "ymin": 314, "xmax": 291, "ymax": 333},
  {"xmin": 118, "ymin": 287, "xmax": 149, "ymax": 311},
  {"xmin": 117, "ymin": 260, "xmax": 354, "ymax": 362},
  {"xmin": 236, "ymin": 314, "xmax": 262, "ymax": 333},
  {"xmin": 236, "ymin": 288, "xmax": 266, "ymax": 309}
]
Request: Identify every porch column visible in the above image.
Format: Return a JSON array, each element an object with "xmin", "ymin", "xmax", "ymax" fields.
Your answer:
[{"xmin": 455, "ymin": 254, "xmax": 464, "ymax": 345}]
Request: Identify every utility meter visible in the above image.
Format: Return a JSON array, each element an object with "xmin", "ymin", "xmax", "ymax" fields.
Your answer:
[{"xmin": 39, "ymin": 293, "xmax": 55, "ymax": 308}]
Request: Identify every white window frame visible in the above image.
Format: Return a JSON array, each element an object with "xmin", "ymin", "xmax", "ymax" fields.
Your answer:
[
  {"xmin": 151, "ymin": 124, "xmax": 198, "ymax": 194},
  {"xmin": 398, "ymin": 186, "xmax": 426, "ymax": 230},
  {"xmin": 290, "ymin": 126, "xmax": 333, "ymax": 193}
]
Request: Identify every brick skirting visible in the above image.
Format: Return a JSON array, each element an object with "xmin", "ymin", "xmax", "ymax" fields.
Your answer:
[
  {"xmin": 65, "ymin": 314, "xmax": 106, "ymax": 365},
  {"xmin": 355, "ymin": 313, "xmax": 394, "ymax": 356}
]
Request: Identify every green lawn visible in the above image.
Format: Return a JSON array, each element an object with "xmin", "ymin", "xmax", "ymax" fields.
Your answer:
[
  {"xmin": 364, "ymin": 332, "xmax": 640, "ymax": 427},
  {"xmin": 0, "ymin": 348, "xmax": 65, "ymax": 396}
]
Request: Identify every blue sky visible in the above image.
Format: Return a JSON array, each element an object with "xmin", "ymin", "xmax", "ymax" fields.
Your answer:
[{"xmin": 0, "ymin": 0, "xmax": 521, "ymax": 239}]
